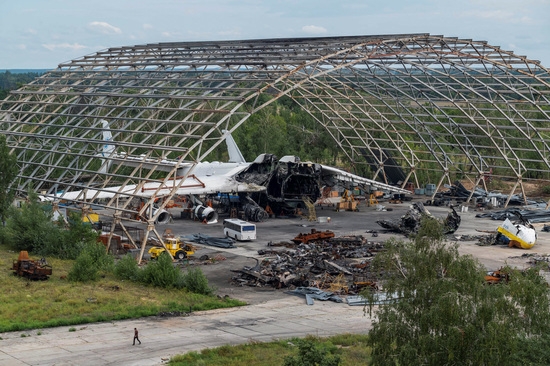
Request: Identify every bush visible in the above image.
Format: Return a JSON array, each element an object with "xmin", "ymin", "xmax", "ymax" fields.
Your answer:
[
  {"xmin": 182, "ymin": 267, "xmax": 214, "ymax": 295},
  {"xmin": 283, "ymin": 338, "xmax": 341, "ymax": 366},
  {"xmin": 114, "ymin": 253, "xmax": 141, "ymax": 281},
  {"xmin": 68, "ymin": 242, "xmax": 114, "ymax": 282},
  {"xmin": 68, "ymin": 250, "xmax": 99, "ymax": 282},
  {"xmin": 140, "ymin": 252, "xmax": 182, "ymax": 288},
  {"xmin": 84, "ymin": 242, "xmax": 114, "ymax": 272}
]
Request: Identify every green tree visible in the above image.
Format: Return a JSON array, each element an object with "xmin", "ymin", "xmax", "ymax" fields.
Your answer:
[
  {"xmin": 1, "ymin": 192, "xmax": 98, "ymax": 259},
  {"xmin": 0, "ymin": 134, "xmax": 18, "ymax": 224},
  {"xmin": 364, "ymin": 217, "xmax": 550, "ymax": 365},
  {"xmin": 2, "ymin": 190, "xmax": 59, "ymax": 252}
]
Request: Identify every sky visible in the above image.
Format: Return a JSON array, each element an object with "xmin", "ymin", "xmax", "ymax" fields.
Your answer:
[{"xmin": 1, "ymin": 0, "xmax": 549, "ymax": 70}]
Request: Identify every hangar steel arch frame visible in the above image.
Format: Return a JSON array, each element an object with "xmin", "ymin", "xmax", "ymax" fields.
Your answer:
[{"xmin": 1, "ymin": 33, "xmax": 550, "ymax": 246}]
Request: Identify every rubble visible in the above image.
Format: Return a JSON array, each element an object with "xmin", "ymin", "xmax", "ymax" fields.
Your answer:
[
  {"xmin": 432, "ymin": 180, "xmax": 537, "ymax": 207},
  {"xmin": 476, "ymin": 208, "xmax": 550, "ymax": 224},
  {"xmin": 292, "ymin": 229, "xmax": 335, "ymax": 244},
  {"xmin": 182, "ymin": 233, "xmax": 236, "ymax": 248},
  {"xmin": 376, "ymin": 202, "xmax": 461, "ymax": 235},
  {"xmin": 285, "ymin": 287, "xmax": 343, "ymax": 305},
  {"xmin": 230, "ymin": 234, "xmax": 384, "ymax": 294}
]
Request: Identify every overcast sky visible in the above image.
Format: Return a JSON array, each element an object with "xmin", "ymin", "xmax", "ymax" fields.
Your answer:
[{"xmin": 1, "ymin": 0, "xmax": 549, "ymax": 70}]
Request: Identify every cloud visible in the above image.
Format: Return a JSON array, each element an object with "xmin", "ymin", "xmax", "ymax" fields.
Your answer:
[
  {"xmin": 42, "ymin": 43, "xmax": 87, "ymax": 51},
  {"xmin": 88, "ymin": 21, "xmax": 122, "ymax": 35},
  {"xmin": 143, "ymin": 23, "xmax": 154, "ymax": 30},
  {"xmin": 302, "ymin": 25, "xmax": 327, "ymax": 35}
]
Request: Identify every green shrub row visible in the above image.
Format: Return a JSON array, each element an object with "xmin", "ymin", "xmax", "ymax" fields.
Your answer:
[{"xmin": 111, "ymin": 252, "xmax": 214, "ymax": 295}]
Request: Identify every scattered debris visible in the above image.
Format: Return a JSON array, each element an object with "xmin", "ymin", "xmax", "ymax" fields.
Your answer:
[
  {"xmin": 292, "ymin": 229, "xmax": 335, "ymax": 244},
  {"xmin": 285, "ymin": 287, "xmax": 343, "ymax": 305},
  {"xmin": 485, "ymin": 269, "xmax": 510, "ymax": 284},
  {"xmin": 433, "ymin": 180, "xmax": 537, "ymax": 207},
  {"xmin": 376, "ymin": 202, "xmax": 460, "ymax": 235},
  {"xmin": 182, "ymin": 233, "xmax": 236, "ymax": 248},
  {"xmin": 231, "ymin": 234, "xmax": 383, "ymax": 293},
  {"xmin": 473, "ymin": 212, "xmax": 537, "ymax": 249},
  {"xmin": 477, "ymin": 208, "xmax": 550, "ymax": 224},
  {"xmin": 496, "ymin": 216, "xmax": 537, "ymax": 249}
]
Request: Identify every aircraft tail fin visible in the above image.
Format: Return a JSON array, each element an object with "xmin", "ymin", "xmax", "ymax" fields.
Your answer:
[
  {"xmin": 99, "ymin": 119, "xmax": 115, "ymax": 174},
  {"xmin": 223, "ymin": 130, "xmax": 246, "ymax": 163}
]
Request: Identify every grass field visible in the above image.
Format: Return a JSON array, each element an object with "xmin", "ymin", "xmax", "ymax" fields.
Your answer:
[
  {"xmin": 169, "ymin": 334, "xmax": 372, "ymax": 366},
  {"xmin": 0, "ymin": 244, "xmax": 244, "ymax": 333}
]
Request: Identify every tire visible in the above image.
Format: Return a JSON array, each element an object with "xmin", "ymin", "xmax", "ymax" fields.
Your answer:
[{"xmin": 175, "ymin": 251, "xmax": 186, "ymax": 260}]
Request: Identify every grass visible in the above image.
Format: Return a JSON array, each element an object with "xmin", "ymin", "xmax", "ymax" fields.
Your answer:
[
  {"xmin": 169, "ymin": 334, "xmax": 372, "ymax": 366},
  {"xmin": 1, "ymin": 245, "xmax": 372, "ymax": 365},
  {"xmin": 0, "ymin": 244, "xmax": 245, "ymax": 333}
]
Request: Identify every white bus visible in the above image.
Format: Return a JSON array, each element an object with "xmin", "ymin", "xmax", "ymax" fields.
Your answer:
[{"xmin": 223, "ymin": 218, "xmax": 256, "ymax": 241}]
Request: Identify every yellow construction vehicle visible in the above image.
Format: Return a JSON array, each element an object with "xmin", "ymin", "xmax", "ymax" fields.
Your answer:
[{"xmin": 148, "ymin": 237, "xmax": 195, "ymax": 260}]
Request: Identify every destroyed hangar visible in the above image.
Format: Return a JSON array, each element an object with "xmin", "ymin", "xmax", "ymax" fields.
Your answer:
[{"xmin": 1, "ymin": 34, "xmax": 549, "ymax": 258}]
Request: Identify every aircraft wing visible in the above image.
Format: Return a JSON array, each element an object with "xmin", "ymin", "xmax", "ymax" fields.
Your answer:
[
  {"xmin": 319, "ymin": 164, "xmax": 411, "ymax": 195},
  {"xmin": 51, "ymin": 173, "xmax": 265, "ymax": 203}
]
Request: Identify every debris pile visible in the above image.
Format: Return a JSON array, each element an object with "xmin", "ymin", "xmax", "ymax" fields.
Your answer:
[
  {"xmin": 376, "ymin": 202, "xmax": 461, "ymax": 235},
  {"xmin": 433, "ymin": 181, "xmax": 535, "ymax": 207},
  {"xmin": 182, "ymin": 233, "xmax": 236, "ymax": 248},
  {"xmin": 292, "ymin": 228, "xmax": 335, "ymax": 244},
  {"xmin": 477, "ymin": 208, "xmax": 550, "ymax": 224},
  {"xmin": 230, "ymin": 235, "xmax": 383, "ymax": 294}
]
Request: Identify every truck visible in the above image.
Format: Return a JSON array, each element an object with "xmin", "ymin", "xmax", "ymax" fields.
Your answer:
[{"xmin": 148, "ymin": 237, "xmax": 195, "ymax": 260}]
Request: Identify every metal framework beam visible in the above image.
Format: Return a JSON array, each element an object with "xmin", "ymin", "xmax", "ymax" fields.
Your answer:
[{"xmin": 1, "ymin": 34, "xmax": 549, "ymax": 256}]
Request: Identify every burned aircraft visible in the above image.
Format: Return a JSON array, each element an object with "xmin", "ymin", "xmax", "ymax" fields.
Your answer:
[
  {"xmin": 236, "ymin": 153, "xmax": 410, "ymax": 216},
  {"xmin": 376, "ymin": 202, "xmax": 461, "ymax": 235}
]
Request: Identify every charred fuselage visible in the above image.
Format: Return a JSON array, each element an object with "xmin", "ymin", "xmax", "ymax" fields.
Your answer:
[{"xmin": 236, "ymin": 154, "xmax": 322, "ymax": 215}]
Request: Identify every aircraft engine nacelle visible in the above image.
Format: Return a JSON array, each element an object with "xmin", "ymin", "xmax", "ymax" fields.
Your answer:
[
  {"xmin": 194, "ymin": 205, "xmax": 218, "ymax": 224},
  {"xmin": 150, "ymin": 207, "xmax": 171, "ymax": 224}
]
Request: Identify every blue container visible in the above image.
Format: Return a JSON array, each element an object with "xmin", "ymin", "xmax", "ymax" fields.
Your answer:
[{"xmin": 425, "ymin": 184, "xmax": 436, "ymax": 196}]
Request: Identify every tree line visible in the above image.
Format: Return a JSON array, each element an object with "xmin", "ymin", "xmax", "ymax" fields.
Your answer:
[{"xmin": 0, "ymin": 71, "xmax": 44, "ymax": 100}]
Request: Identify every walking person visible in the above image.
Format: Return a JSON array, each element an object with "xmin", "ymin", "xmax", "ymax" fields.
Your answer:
[{"xmin": 133, "ymin": 327, "xmax": 141, "ymax": 345}]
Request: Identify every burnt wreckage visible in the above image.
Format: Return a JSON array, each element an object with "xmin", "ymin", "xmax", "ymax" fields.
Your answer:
[
  {"xmin": 376, "ymin": 202, "xmax": 461, "ymax": 235},
  {"xmin": 236, "ymin": 154, "xmax": 325, "ymax": 215}
]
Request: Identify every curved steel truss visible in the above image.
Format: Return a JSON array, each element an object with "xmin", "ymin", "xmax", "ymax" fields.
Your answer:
[{"xmin": 1, "ymin": 34, "xmax": 550, "ymax": 232}]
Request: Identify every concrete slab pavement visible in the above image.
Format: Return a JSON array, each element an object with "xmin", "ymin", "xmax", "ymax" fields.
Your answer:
[{"xmin": 0, "ymin": 297, "xmax": 371, "ymax": 366}]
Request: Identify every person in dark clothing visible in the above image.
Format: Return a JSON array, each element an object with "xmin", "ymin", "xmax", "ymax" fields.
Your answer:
[{"xmin": 133, "ymin": 327, "xmax": 141, "ymax": 345}]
